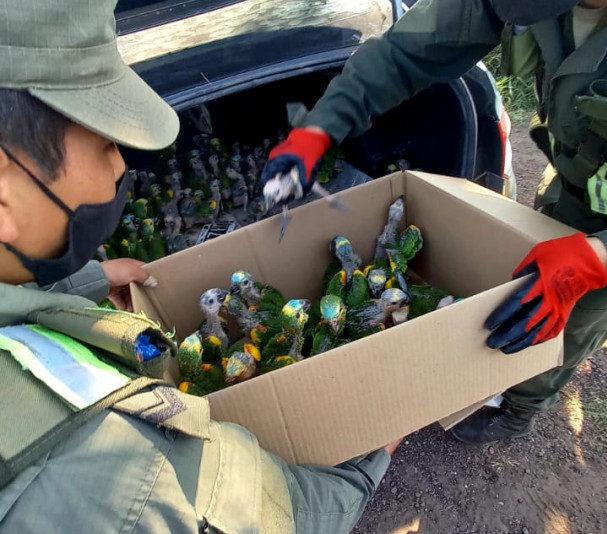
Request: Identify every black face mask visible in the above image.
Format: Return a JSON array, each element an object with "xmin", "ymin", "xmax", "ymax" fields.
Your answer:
[
  {"xmin": 1, "ymin": 146, "xmax": 132, "ymax": 286},
  {"xmin": 491, "ymin": 0, "xmax": 579, "ymax": 25}
]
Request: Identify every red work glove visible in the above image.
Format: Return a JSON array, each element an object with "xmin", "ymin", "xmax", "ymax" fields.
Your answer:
[
  {"xmin": 486, "ymin": 233, "xmax": 607, "ymax": 354},
  {"xmin": 261, "ymin": 128, "xmax": 331, "ymax": 194}
]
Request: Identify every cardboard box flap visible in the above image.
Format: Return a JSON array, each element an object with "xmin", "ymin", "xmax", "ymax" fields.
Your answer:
[{"xmin": 405, "ymin": 171, "xmax": 575, "ymax": 297}]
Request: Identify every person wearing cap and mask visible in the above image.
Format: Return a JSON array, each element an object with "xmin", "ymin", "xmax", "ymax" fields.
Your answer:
[
  {"xmin": 263, "ymin": 0, "xmax": 607, "ymax": 443},
  {"xmin": 0, "ymin": 1, "xmax": 405, "ymax": 532}
]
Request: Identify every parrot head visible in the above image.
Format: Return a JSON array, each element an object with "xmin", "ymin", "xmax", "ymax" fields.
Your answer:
[
  {"xmin": 368, "ymin": 268, "xmax": 388, "ymax": 298},
  {"xmin": 230, "ymin": 270, "xmax": 254, "ymax": 296},
  {"xmin": 330, "ymin": 236, "xmax": 360, "ymax": 265},
  {"xmin": 190, "ymin": 154, "xmax": 205, "ymax": 175},
  {"xmin": 380, "ymin": 288, "xmax": 409, "ymax": 312},
  {"xmin": 225, "ymin": 350, "xmax": 257, "ymax": 384},
  {"xmin": 148, "ymin": 184, "xmax": 161, "ymax": 197},
  {"xmin": 209, "ymin": 179, "xmax": 221, "ymax": 194},
  {"xmin": 230, "ymin": 155, "xmax": 242, "ymax": 169},
  {"xmin": 167, "ymin": 158, "xmax": 179, "ymax": 172},
  {"xmin": 199, "ymin": 288, "xmax": 230, "ymax": 316},
  {"xmin": 208, "ymin": 153, "xmax": 219, "ymax": 167},
  {"xmin": 320, "ymin": 295, "xmax": 346, "ymax": 335},
  {"xmin": 122, "ymin": 214, "xmax": 138, "ymax": 231},
  {"xmin": 210, "ymin": 138, "xmax": 222, "ymax": 151},
  {"xmin": 179, "ymin": 333, "xmax": 203, "ymax": 357},
  {"xmin": 140, "ymin": 218, "xmax": 155, "ymax": 238},
  {"xmin": 281, "ymin": 299, "xmax": 311, "ymax": 333},
  {"xmin": 170, "ymin": 171, "xmax": 183, "ymax": 189}
]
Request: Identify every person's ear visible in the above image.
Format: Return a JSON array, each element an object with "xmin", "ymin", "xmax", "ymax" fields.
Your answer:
[{"xmin": 0, "ymin": 148, "xmax": 19, "ymax": 243}]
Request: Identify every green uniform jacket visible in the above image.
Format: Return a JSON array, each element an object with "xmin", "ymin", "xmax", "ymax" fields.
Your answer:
[{"xmin": 302, "ymin": 0, "xmax": 607, "ymax": 245}]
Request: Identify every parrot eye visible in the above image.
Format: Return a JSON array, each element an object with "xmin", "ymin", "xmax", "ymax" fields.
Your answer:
[
  {"xmin": 296, "ymin": 313, "xmax": 301, "ymax": 319},
  {"xmin": 243, "ymin": 280, "xmax": 249, "ymax": 286},
  {"xmin": 209, "ymin": 299, "xmax": 215, "ymax": 305}
]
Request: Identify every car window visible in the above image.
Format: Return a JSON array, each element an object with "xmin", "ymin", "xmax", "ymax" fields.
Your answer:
[{"xmin": 117, "ymin": 0, "xmax": 393, "ymax": 98}]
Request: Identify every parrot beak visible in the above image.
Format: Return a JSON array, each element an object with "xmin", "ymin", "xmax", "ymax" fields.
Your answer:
[
  {"xmin": 218, "ymin": 289, "xmax": 230, "ymax": 306},
  {"xmin": 230, "ymin": 282, "xmax": 241, "ymax": 296},
  {"xmin": 300, "ymin": 300, "xmax": 311, "ymax": 313},
  {"xmin": 327, "ymin": 317, "xmax": 341, "ymax": 336}
]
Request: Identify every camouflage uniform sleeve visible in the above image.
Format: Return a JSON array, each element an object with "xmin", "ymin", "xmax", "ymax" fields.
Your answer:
[
  {"xmin": 302, "ymin": 0, "xmax": 504, "ymax": 143},
  {"xmin": 37, "ymin": 260, "xmax": 110, "ymax": 303}
]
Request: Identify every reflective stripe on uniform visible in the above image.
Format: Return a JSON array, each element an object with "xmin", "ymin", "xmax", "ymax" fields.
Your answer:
[
  {"xmin": 588, "ymin": 162, "xmax": 607, "ymax": 214},
  {"xmin": 0, "ymin": 325, "xmax": 130, "ymax": 409}
]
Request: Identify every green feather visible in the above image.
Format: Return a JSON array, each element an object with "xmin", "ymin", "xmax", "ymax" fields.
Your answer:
[
  {"xmin": 408, "ymin": 285, "xmax": 449, "ymax": 319},
  {"xmin": 346, "ymin": 271, "xmax": 371, "ymax": 308}
]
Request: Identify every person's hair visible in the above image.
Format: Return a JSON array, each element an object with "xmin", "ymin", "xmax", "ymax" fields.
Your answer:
[{"xmin": 0, "ymin": 89, "xmax": 70, "ymax": 182}]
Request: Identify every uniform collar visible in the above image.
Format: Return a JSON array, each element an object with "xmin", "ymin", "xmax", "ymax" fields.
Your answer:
[{"xmin": 533, "ymin": 14, "xmax": 607, "ymax": 78}]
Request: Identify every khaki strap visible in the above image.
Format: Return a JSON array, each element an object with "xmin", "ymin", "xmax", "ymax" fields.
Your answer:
[
  {"xmin": 0, "ymin": 377, "xmax": 160, "ymax": 489},
  {"xmin": 113, "ymin": 386, "xmax": 212, "ymax": 440},
  {"xmin": 196, "ymin": 421, "xmax": 263, "ymax": 533}
]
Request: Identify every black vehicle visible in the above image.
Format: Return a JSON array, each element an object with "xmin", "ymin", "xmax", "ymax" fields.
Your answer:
[{"xmin": 112, "ymin": 0, "xmax": 515, "ymax": 248}]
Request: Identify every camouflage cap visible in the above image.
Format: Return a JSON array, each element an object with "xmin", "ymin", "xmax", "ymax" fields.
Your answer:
[{"xmin": 0, "ymin": 0, "xmax": 179, "ymax": 150}]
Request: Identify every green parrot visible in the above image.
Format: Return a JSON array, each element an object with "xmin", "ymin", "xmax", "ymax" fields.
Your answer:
[
  {"xmin": 226, "ymin": 293, "xmax": 260, "ymax": 338},
  {"xmin": 346, "ymin": 288, "xmax": 409, "ymax": 340},
  {"xmin": 177, "ymin": 332, "xmax": 225, "ymax": 382},
  {"xmin": 140, "ymin": 218, "xmax": 166, "ymax": 261},
  {"xmin": 326, "ymin": 269, "xmax": 347, "ymax": 301},
  {"xmin": 346, "ymin": 269, "xmax": 371, "ymax": 308},
  {"xmin": 330, "ymin": 236, "xmax": 361, "ymax": 283},
  {"xmin": 120, "ymin": 214, "xmax": 139, "ymax": 243},
  {"xmin": 177, "ymin": 332, "xmax": 205, "ymax": 381},
  {"xmin": 224, "ymin": 343, "xmax": 261, "ymax": 384},
  {"xmin": 132, "ymin": 198, "xmax": 149, "ymax": 220},
  {"xmin": 311, "ymin": 295, "xmax": 348, "ymax": 356},
  {"xmin": 133, "ymin": 239, "xmax": 150, "ymax": 263},
  {"xmin": 118, "ymin": 237, "xmax": 137, "ymax": 259},
  {"xmin": 147, "ymin": 184, "xmax": 165, "ymax": 219},
  {"xmin": 230, "ymin": 270, "xmax": 285, "ymax": 318},
  {"xmin": 408, "ymin": 284, "xmax": 450, "ymax": 319},
  {"xmin": 178, "ymin": 362, "xmax": 225, "ymax": 397},
  {"xmin": 325, "ymin": 259, "xmax": 368, "ymax": 308},
  {"xmin": 258, "ymin": 355, "xmax": 298, "ymax": 374},
  {"xmin": 367, "ymin": 268, "xmax": 388, "ymax": 298},
  {"xmin": 261, "ymin": 299, "xmax": 310, "ymax": 364}
]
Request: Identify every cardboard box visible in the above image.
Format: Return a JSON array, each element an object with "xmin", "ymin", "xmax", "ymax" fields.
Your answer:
[{"xmin": 132, "ymin": 171, "xmax": 570, "ymax": 466}]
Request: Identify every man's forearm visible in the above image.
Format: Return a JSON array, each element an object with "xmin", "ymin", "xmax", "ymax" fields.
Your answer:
[{"xmin": 302, "ymin": 0, "xmax": 503, "ymax": 143}]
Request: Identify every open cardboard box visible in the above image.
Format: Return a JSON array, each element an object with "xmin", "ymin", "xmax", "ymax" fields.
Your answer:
[{"xmin": 132, "ymin": 171, "xmax": 571, "ymax": 466}]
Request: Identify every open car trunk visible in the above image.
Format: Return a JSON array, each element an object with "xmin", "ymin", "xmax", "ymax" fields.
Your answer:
[{"xmin": 124, "ymin": 67, "xmax": 477, "ymax": 183}]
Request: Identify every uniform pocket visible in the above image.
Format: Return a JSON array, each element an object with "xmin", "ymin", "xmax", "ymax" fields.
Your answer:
[{"xmin": 576, "ymin": 80, "xmax": 607, "ymax": 139}]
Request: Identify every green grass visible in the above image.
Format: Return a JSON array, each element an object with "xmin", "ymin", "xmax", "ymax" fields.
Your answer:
[
  {"xmin": 586, "ymin": 393, "xmax": 607, "ymax": 452},
  {"xmin": 483, "ymin": 47, "xmax": 536, "ymax": 123}
]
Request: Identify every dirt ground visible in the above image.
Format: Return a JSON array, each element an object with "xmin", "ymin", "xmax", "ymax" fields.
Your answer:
[{"xmin": 355, "ymin": 122, "xmax": 607, "ymax": 534}]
